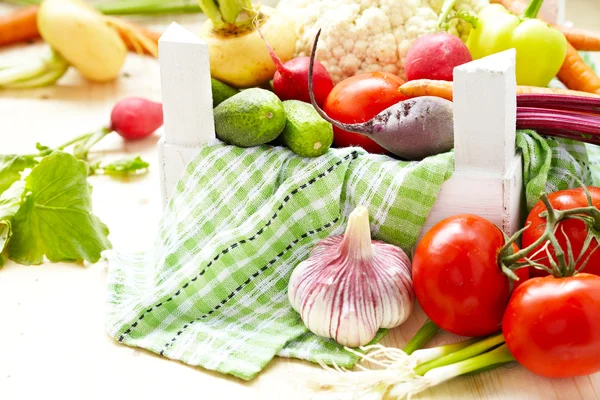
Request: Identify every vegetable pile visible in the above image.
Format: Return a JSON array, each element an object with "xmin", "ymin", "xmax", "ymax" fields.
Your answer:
[
  {"xmin": 0, "ymin": 96, "xmax": 162, "ymax": 267},
  {"xmin": 306, "ymin": 184, "xmax": 600, "ymax": 398}
]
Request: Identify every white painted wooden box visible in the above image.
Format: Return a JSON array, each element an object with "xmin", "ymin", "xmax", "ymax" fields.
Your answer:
[{"xmin": 157, "ymin": 0, "xmax": 563, "ymax": 240}]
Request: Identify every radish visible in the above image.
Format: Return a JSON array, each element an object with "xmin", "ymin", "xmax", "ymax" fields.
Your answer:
[
  {"xmin": 110, "ymin": 97, "xmax": 163, "ymax": 140},
  {"xmin": 404, "ymin": 33, "xmax": 472, "ymax": 82},
  {"xmin": 258, "ymin": 26, "xmax": 333, "ymax": 107},
  {"xmin": 308, "ymin": 30, "xmax": 454, "ymax": 160}
]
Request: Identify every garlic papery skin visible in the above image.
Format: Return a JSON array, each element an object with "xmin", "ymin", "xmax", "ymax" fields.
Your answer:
[{"xmin": 288, "ymin": 206, "xmax": 414, "ymax": 347}]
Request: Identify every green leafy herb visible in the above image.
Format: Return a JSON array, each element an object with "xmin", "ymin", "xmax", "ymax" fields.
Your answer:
[
  {"xmin": 91, "ymin": 156, "xmax": 150, "ymax": 176},
  {"xmin": 8, "ymin": 152, "xmax": 112, "ymax": 265},
  {"xmin": 0, "ymin": 155, "xmax": 37, "ymax": 196},
  {"xmin": 0, "ymin": 181, "xmax": 26, "ymax": 267}
]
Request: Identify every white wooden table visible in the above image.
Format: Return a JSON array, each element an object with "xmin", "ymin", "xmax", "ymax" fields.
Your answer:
[{"xmin": 1, "ymin": 4, "xmax": 600, "ymax": 400}]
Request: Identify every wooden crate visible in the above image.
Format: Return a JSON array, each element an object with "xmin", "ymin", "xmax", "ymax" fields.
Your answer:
[{"xmin": 157, "ymin": 0, "xmax": 563, "ymax": 239}]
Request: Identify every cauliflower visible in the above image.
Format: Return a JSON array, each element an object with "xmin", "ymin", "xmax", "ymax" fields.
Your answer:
[{"xmin": 277, "ymin": 0, "xmax": 489, "ymax": 83}]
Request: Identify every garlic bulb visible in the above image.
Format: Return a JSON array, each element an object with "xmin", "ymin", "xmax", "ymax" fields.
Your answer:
[{"xmin": 288, "ymin": 206, "xmax": 414, "ymax": 347}]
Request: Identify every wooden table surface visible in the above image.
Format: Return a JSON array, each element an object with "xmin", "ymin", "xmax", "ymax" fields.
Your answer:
[{"xmin": 1, "ymin": 3, "xmax": 600, "ymax": 400}]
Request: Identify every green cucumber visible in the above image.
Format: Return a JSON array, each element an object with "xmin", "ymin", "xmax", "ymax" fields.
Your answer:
[
  {"xmin": 214, "ymin": 88, "xmax": 286, "ymax": 147},
  {"xmin": 211, "ymin": 78, "xmax": 239, "ymax": 108},
  {"xmin": 282, "ymin": 100, "xmax": 333, "ymax": 157}
]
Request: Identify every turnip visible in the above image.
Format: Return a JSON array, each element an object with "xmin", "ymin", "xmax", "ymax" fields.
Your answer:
[
  {"xmin": 0, "ymin": 0, "xmax": 158, "ymax": 88},
  {"xmin": 404, "ymin": 33, "xmax": 472, "ymax": 82},
  {"xmin": 308, "ymin": 31, "xmax": 454, "ymax": 161},
  {"xmin": 198, "ymin": 0, "xmax": 296, "ymax": 88},
  {"xmin": 257, "ymin": 27, "xmax": 333, "ymax": 107}
]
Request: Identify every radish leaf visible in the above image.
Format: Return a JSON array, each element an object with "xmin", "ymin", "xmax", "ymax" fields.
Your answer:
[
  {"xmin": 90, "ymin": 155, "xmax": 149, "ymax": 176},
  {"xmin": 8, "ymin": 152, "xmax": 111, "ymax": 265},
  {"xmin": 0, "ymin": 180, "xmax": 26, "ymax": 267},
  {"xmin": 0, "ymin": 155, "xmax": 37, "ymax": 196}
]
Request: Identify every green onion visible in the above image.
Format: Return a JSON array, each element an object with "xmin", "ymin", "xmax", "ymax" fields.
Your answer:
[
  {"xmin": 4, "ymin": 0, "xmax": 202, "ymax": 15},
  {"xmin": 314, "ymin": 333, "xmax": 515, "ymax": 399}
]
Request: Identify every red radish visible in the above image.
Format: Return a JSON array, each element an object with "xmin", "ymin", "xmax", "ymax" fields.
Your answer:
[
  {"xmin": 257, "ymin": 27, "xmax": 333, "ymax": 107},
  {"xmin": 404, "ymin": 33, "xmax": 472, "ymax": 82},
  {"xmin": 110, "ymin": 97, "xmax": 164, "ymax": 140}
]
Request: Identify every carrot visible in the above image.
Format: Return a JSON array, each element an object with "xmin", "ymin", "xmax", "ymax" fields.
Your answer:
[
  {"xmin": 0, "ymin": 5, "xmax": 40, "ymax": 47},
  {"xmin": 115, "ymin": 21, "xmax": 160, "ymax": 56},
  {"xmin": 559, "ymin": 26, "xmax": 600, "ymax": 52},
  {"xmin": 399, "ymin": 80, "xmax": 600, "ymax": 101},
  {"xmin": 0, "ymin": 5, "xmax": 160, "ymax": 57},
  {"xmin": 491, "ymin": 0, "xmax": 600, "ymax": 94},
  {"xmin": 399, "ymin": 80, "xmax": 454, "ymax": 101}
]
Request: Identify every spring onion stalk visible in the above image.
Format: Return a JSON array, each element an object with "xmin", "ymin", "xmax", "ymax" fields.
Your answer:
[
  {"xmin": 4, "ymin": 0, "xmax": 202, "ymax": 15},
  {"xmin": 0, "ymin": 50, "xmax": 69, "ymax": 89},
  {"xmin": 388, "ymin": 344, "xmax": 515, "ymax": 399},
  {"xmin": 402, "ymin": 319, "xmax": 440, "ymax": 355},
  {"xmin": 315, "ymin": 333, "xmax": 513, "ymax": 399}
]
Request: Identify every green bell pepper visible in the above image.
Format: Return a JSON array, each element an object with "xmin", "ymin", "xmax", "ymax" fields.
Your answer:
[{"xmin": 466, "ymin": 0, "xmax": 567, "ymax": 87}]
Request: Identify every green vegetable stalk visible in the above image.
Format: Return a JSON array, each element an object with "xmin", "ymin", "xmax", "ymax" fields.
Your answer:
[
  {"xmin": 466, "ymin": 0, "xmax": 568, "ymax": 87},
  {"xmin": 198, "ymin": 0, "xmax": 258, "ymax": 31}
]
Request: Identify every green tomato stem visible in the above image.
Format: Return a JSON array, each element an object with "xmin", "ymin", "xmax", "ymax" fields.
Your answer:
[
  {"xmin": 403, "ymin": 320, "xmax": 440, "ymax": 355},
  {"xmin": 521, "ymin": 0, "xmax": 545, "ymax": 19},
  {"xmin": 415, "ymin": 333, "xmax": 505, "ymax": 376}
]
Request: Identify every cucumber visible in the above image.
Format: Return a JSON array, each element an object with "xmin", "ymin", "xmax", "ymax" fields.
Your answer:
[
  {"xmin": 211, "ymin": 78, "xmax": 239, "ymax": 108},
  {"xmin": 214, "ymin": 88, "xmax": 286, "ymax": 147},
  {"xmin": 281, "ymin": 100, "xmax": 333, "ymax": 157}
]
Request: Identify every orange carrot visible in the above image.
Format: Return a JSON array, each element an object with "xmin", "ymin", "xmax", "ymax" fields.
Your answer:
[
  {"xmin": 0, "ymin": 5, "xmax": 160, "ymax": 57},
  {"xmin": 115, "ymin": 21, "xmax": 160, "ymax": 56},
  {"xmin": 491, "ymin": 0, "xmax": 600, "ymax": 94},
  {"xmin": 558, "ymin": 26, "xmax": 600, "ymax": 52},
  {"xmin": 557, "ymin": 44, "xmax": 600, "ymax": 94},
  {"xmin": 0, "ymin": 5, "xmax": 40, "ymax": 47},
  {"xmin": 399, "ymin": 80, "xmax": 454, "ymax": 101},
  {"xmin": 399, "ymin": 80, "xmax": 600, "ymax": 101}
]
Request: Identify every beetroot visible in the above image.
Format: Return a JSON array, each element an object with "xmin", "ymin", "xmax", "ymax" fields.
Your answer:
[
  {"xmin": 258, "ymin": 27, "xmax": 333, "ymax": 107},
  {"xmin": 404, "ymin": 33, "xmax": 472, "ymax": 82},
  {"xmin": 110, "ymin": 97, "xmax": 163, "ymax": 140}
]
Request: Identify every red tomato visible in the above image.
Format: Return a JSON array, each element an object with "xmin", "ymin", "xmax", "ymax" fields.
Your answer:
[
  {"xmin": 503, "ymin": 274, "xmax": 600, "ymax": 378},
  {"xmin": 323, "ymin": 72, "xmax": 407, "ymax": 154},
  {"xmin": 523, "ymin": 187, "xmax": 600, "ymax": 277},
  {"xmin": 412, "ymin": 215, "xmax": 512, "ymax": 337}
]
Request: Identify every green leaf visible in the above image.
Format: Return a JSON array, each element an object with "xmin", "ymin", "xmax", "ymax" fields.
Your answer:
[
  {"xmin": 0, "ymin": 180, "xmax": 26, "ymax": 267},
  {"xmin": 92, "ymin": 156, "xmax": 150, "ymax": 176},
  {"xmin": 0, "ymin": 155, "xmax": 37, "ymax": 195},
  {"xmin": 8, "ymin": 152, "xmax": 112, "ymax": 265}
]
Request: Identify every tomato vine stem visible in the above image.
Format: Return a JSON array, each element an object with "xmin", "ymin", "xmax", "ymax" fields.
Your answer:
[{"xmin": 500, "ymin": 184, "xmax": 600, "ymax": 278}]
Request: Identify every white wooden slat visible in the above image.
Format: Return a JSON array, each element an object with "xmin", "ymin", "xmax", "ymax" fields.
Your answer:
[
  {"xmin": 158, "ymin": 22, "xmax": 215, "ymax": 147},
  {"xmin": 453, "ymin": 49, "xmax": 517, "ymax": 177},
  {"xmin": 158, "ymin": 23, "xmax": 216, "ymax": 207},
  {"xmin": 421, "ymin": 50, "xmax": 523, "ymax": 239}
]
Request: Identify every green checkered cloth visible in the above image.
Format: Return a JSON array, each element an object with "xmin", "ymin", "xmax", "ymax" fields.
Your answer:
[{"xmin": 105, "ymin": 131, "xmax": 589, "ymax": 381}]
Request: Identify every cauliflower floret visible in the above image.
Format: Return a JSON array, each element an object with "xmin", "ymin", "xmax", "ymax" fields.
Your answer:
[{"xmin": 277, "ymin": 0, "xmax": 489, "ymax": 83}]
